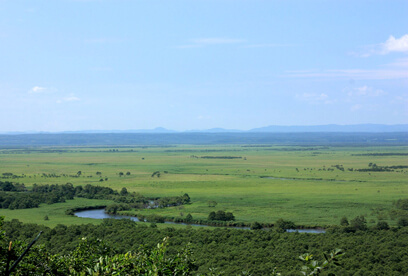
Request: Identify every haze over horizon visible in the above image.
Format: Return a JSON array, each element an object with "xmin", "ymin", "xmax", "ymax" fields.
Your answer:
[{"xmin": 1, "ymin": 1, "xmax": 407, "ymax": 132}]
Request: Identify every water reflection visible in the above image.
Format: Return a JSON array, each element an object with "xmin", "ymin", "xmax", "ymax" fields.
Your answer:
[{"xmin": 74, "ymin": 209, "xmax": 324, "ymax": 233}]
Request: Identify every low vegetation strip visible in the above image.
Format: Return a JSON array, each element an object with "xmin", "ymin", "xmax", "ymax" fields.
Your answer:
[
  {"xmin": 352, "ymin": 153, "xmax": 408, "ymax": 156},
  {"xmin": 199, "ymin": 156, "xmax": 242, "ymax": 159}
]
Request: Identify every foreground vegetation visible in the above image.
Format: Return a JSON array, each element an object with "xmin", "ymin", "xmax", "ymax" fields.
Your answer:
[
  {"xmin": 1, "ymin": 217, "xmax": 196, "ymax": 275},
  {"xmin": 2, "ymin": 216, "xmax": 408, "ymax": 275}
]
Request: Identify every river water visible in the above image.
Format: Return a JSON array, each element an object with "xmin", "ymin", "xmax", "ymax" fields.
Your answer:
[
  {"xmin": 74, "ymin": 209, "xmax": 324, "ymax": 233},
  {"xmin": 75, "ymin": 209, "xmax": 209, "ymax": 228}
]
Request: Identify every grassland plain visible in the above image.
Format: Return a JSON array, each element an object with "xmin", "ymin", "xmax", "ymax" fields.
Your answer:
[{"xmin": 1, "ymin": 145, "xmax": 407, "ymax": 227}]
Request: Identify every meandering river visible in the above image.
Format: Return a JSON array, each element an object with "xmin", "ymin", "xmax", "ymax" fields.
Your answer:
[{"xmin": 74, "ymin": 209, "xmax": 325, "ymax": 233}]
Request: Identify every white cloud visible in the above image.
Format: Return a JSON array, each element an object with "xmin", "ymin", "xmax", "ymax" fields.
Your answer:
[
  {"xmin": 353, "ymin": 34, "xmax": 408, "ymax": 57},
  {"xmin": 28, "ymin": 86, "xmax": 59, "ymax": 94},
  {"xmin": 64, "ymin": 96, "xmax": 80, "ymax": 102},
  {"xmin": 57, "ymin": 95, "xmax": 80, "ymax": 103},
  {"xmin": 346, "ymin": 86, "xmax": 386, "ymax": 97},
  {"xmin": 29, "ymin": 86, "xmax": 47, "ymax": 93},
  {"xmin": 382, "ymin": 35, "xmax": 408, "ymax": 53},
  {"xmin": 296, "ymin": 93, "xmax": 333, "ymax": 104}
]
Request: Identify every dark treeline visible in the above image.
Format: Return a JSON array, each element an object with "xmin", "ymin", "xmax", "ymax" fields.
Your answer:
[
  {"xmin": 0, "ymin": 183, "xmax": 146, "ymax": 210},
  {"xmin": 156, "ymin": 193, "xmax": 191, "ymax": 208},
  {"xmin": 0, "ymin": 181, "xmax": 26, "ymax": 192},
  {"xmin": 354, "ymin": 163, "xmax": 408, "ymax": 172},
  {"xmin": 105, "ymin": 194, "xmax": 191, "ymax": 219},
  {"xmin": 0, "ymin": 183, "xmax": 191, "ymax": 214},
  {"xmin": 200, "ymin": 156, "xmax": 242, "ymax": 159},
  {"xmin": 208, "ymin": 210, "xmax": 235, "ymax": 221},
  {"xmin": 3, "ymin": 218, "xmax": 408, "ymax": 275}
]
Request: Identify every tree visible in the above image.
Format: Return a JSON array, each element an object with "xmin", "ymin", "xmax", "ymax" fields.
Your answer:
[
  {"xmin": 151, "ymin": 171, "xmax": 160, "ymax": 178},
  {"xmin": 224, "ymin": 212, "xmax": 235, "ymax": 221},
  {"xmin": 251, "ymin": 221, "xmax": 262, "ymax": 230},
  {"xmin": 350, "ymin": 215, "xmax": 367, "ymax": 231},
  {"xmin": 275, "ymin": 218, "xmax": 296, "ymax": 232},
  {"xmin": 208, "ymin": 210, "xmax": 235, "ymax": 221},
  {"xmin": 126, "ymin": 172, "xmax": 131, "ymax": 176},
  {"xmin": 182, "ymin": 193, "xmax": 191, "ymax": 204},
  {"xmin": 186, "ymin": 213, "xmax": 193, "ymax": 222},
  {"xmin": 375, "ymin": 221, "xmax": 389, "ymax": 230},
  {"xmin": 395, "ymin": 199, "xmax": 408, "ymax": 210},
  {"xmin": 119, "ymin": 172, "xmax": 124, "ymax": 177},
  {"xmin": 208, "ymin": 211, "xmax": 216, "ymax": 220},
  {"xmin": 96, "ymin": 172, "xmax": 102, "ymax": 176},
  {"xmin": 397, "ymin": 216, "xmax": 408, "ymax": 227},
  {"xmin": 340, "ymin": 216, "xmax": 349, "ymax": 226},
  {"xmin": 120, "ymin": 187, "xmax": 128, "ymax": 196}
]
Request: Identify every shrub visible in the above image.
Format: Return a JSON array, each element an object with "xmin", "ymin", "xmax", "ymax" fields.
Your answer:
[
  {"xmin": 350, "ymin": 215, "xmax": 367, "ymax": 231},
  {"xmin": 275, "ymin": 218, "xmax": 296, "ymax": 231},
  {"xmin": 208, "ymin": 210, "xmax": 235, "ymax": 221},
  {"xmin": 340, "ymin": 216, "xmax": 349, "ymax": 226},
  {"xmin": 251, "ymin": 221, "xmax": 263, "ymax": 230}
]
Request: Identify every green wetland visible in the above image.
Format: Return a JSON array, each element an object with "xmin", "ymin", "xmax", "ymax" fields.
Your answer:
[
  {"xmin": 1, "ymin": 144, "xmax": 407, "ymax": 227},
  {"xmin": 1, "ymin": 136, "xmax": 408, "ymax": 274}
]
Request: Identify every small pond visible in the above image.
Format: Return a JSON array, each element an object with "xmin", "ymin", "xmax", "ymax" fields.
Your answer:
[{"xmin": 74, "ymin": 209, "xmax": 324, "ymax": 233}]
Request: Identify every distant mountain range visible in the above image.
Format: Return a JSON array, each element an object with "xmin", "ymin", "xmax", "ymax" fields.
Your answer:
[{"xmin": 1, "ymin": 124, "xmax": 407, "ymax": 135}]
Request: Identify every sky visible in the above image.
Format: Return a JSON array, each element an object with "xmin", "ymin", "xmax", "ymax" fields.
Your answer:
[{"xmin": 0, "ymin": 0, "xmax": 407, "ymax": 132}]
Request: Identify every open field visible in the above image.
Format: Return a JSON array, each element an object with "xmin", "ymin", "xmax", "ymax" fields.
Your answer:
[{"xmin": 1, "ymin": 144, "xmax": 407, "ymax": 227}]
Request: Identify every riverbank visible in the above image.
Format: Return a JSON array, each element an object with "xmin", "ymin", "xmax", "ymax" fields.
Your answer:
[{"xmin": 74, "ymin": 208, "xmax": 326, "ymax": 233}]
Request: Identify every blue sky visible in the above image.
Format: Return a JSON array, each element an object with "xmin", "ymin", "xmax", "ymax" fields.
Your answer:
[{"xmin": 1, "ymin": 0, "xmax": 407, "ymax": 132}]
